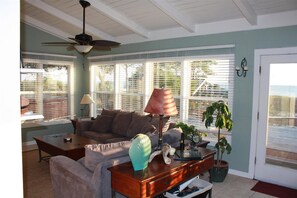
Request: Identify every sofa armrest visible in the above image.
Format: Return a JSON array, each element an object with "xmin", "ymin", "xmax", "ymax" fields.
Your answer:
[
  {"xmin": 49, "ymin": 155, "xmax": 95, "ymax": 198},
  {"xmin": 92, "ymin": 155, "xmax": 131, "ymax": 198},
  {"xmin": 76, "ymin": 120, "xmax": 94, "ymax": 135}
]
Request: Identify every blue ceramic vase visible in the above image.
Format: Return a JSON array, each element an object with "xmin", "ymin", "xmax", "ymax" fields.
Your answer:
[{"xmin": 129, "ymin": 134, "xmax": 151, "ymax": 171}]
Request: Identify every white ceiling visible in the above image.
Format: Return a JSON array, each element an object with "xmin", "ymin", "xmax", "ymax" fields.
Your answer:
[{"xmin": 21, "ymin": 0, "xmax": 297, "ymax": 45}]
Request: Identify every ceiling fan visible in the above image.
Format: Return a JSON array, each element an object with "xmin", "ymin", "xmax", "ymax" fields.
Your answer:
[{"xmin": 42, "ymin": 0, "xmax": 120, "ymax": 53}]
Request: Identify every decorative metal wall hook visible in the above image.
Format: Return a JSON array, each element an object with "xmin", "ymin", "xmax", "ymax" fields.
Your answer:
[{"xmin": 236, "ymin": 58, "xmax": 248, "ymax": 77}]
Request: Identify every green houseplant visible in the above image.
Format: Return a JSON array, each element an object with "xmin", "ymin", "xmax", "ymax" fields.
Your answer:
[
  {"xmin": 202, "ymin": 100, "xmax": 233, "ymax": 182},
  {"xmin": 175, "ymin": 122, "xmax": 206, "ymax": 144}
]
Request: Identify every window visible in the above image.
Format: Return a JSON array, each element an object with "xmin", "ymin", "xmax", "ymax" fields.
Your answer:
[
  {"xmin": 186, "ymin": 57, "xmax": 234, "ymax": 141},
  {"xmin": 119, "ymin": 63, "xmax": 145, "ymax": 113},
  {"xmin": 93, "ymin": 64, "xmax": 115, "ymax": 114},
  {"xmin": 90, "ymin": 46, "xmax": 234, "ymax": 143},
  {"xmin": 21, "ymin": 61, "xmax": 70, "ymax": 123}
]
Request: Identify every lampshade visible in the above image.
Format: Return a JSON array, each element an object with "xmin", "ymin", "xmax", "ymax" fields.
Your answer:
[
  {"xmin": 80, "ymin": 94, "xmax": 95, "ymax": 105},
  {"xmin": 74, "ymin": 45, "xmax": 93, "ymax": 53},
  {"xmin": 144, "ymin": 88, "xmax": 178, "ymax": 116}
]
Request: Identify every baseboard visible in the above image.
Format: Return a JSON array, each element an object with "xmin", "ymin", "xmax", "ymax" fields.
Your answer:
[
  {"xmin": 22, "ymin": 141, "xmax": 38, "ymax": 152},
  {"xmin": 229, "ymin": 168, "xmax": 253, "ymax": 179}
]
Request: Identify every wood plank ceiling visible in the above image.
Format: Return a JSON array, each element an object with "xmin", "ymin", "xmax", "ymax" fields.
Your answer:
[{"xmin": 21, "ymin": 0, "xmax": 297, "ymax": 44}]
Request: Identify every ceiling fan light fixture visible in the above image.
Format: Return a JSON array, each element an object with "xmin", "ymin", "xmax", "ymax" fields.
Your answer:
[{"xmin": 74, "ymin": 45, "xmax": 93, "ymax": 53}]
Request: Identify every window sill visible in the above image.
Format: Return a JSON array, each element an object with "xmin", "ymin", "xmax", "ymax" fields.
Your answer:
[
  {"xmin": 21, "ymin": 114, "xmax": 44, "ymax": 122},
  {"xmin": 21, "ymin": 119, "xmax": 71, "ymax": 128}
]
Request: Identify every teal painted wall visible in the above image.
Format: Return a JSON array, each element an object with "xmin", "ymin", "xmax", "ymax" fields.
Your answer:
[
  {"xmin": 22, "ymin": 124, "xmax": 74, "ymax": 142},
  {"xmin": 21, "ymin": 23, "xmax": 297, "ymax": 173}
]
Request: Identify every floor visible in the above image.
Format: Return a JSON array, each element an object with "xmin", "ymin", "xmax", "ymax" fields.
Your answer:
[
  {"xmin": 22, "ymin": 149, "xmax": 276, "ymax": 198},
  {"xmin": 210, "ymin": 174, "xmax": 275, "ymax": 198}
]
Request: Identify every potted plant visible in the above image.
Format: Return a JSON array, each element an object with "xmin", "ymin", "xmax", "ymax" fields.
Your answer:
[
  {"xmin": 202, "ymin": 100, "xmax": 233, "ymax": 182},
  {"xmin": 175, "ymin": 122, "xmax": 206, "ymax": 145}
]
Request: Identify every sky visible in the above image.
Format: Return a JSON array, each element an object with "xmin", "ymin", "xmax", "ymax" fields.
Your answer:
[{"xmin": 270, "ymin": 63, "xmax": 297, "ymax": 86}]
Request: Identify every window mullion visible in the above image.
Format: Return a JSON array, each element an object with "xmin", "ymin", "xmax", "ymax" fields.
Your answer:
[
  {"xmin": 90, "ymin": 65, "xmax": 95, "ymax": 117},
  {"xmin": 114, "ymin": 64, "xmax": 121, "ymax": 109},
  {"xmin": 36, "ymin": 63, "xmax": 43, "ymax": 115},
  {"xmin": 144, "ymin": 62, "xmax": 153, "ymax": 105},
  {"xmin": 180, "ymin": 60, "xmax": 191, "ymax": 122}
]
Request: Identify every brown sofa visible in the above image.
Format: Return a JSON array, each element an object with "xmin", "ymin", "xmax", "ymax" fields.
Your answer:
[{"xmin": 76, "ymin": 109, "xmax": 181, "ymax": 148}]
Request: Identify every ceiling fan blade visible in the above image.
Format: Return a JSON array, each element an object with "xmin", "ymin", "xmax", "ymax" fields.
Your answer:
[
  {"xmin": 68, "ymin": 37, "xmax": 89, "ymax": 45},
  {"xmin": 91, "ymin": 40, "xmax": 121, "ymax": 47},
  {"xmin": 42, "ymin": 42, "xmax": 77, "ymax": 45},
  {"xmin": 92, "ymin": 45, "xmax": 112, "ymax": 51}
]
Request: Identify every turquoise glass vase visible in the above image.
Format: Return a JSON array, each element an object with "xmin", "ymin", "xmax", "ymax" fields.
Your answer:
[{"xmin": 129, "ymin": 134, "xmax": 151, "ymax": 171}]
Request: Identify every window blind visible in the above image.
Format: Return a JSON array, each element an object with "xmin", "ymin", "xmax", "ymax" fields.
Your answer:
[
  {"xmin": 21, "ymin": 63, "xmax": 43, "ymax": 117},
  {"xmin": 93, "ymin": 64, "xmax": 115, "ymax": 114},
  {"xmin": 119, "ymin": 63, "xmax": 145, "ymax": 113}
]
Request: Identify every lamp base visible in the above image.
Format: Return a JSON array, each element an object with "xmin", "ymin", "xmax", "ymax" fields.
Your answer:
[
  {"xmin": 156, "ymin": 138, "xmax": 163, "ymax": 150},
  {"xmin": 156, "ymin": 115, "xmax": 164, "ymax": 150}
]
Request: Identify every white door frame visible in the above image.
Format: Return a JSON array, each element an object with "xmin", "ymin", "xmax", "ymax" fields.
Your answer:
[{"xmin": 250, "ymin": 46, "xmax": 297, "ymax": 179}]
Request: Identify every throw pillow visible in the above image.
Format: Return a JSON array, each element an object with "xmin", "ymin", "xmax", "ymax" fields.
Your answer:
[
  {"xmin": 111, "ymin": 111, "xmax": 134, "ymax": 136},
  {"xmin": 150, "ymin": 115, "xmax": 171, "ymax": 133},
  {"xmin": 141, "ymin": 122, "xmax": 157, "ymax": 134},
  {"xmin": 126, "ymin": 113, "xmax": 155, "ymax": 138},
  {"xmin": 84, "ymin": 141, "xmax": 131, "ymax": 172},
  {"xmin": 90, "ymin": 115, "xmax": 114, "ymax": 133},
  {"xmin": 101, "ymin": 108, "xmax": 120, "ymax": 117}
]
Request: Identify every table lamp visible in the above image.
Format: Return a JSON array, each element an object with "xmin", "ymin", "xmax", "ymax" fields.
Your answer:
[
  {"xmin": 80, "ymin": 94, "xmax": 95, "ymax": 117},
  {"xmin": 144, "ymin": 88, "xmax": 178, "ymax": 149}
]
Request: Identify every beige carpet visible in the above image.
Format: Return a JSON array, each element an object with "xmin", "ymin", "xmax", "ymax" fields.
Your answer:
[{"xmin": 22, "ymin": 149, "xmax": 53, "ymax": 198}]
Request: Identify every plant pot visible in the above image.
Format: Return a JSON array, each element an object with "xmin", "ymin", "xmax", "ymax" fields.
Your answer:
[{"xmin": 210, "ymin": 160, "xmax": 229, "ymax": 182}]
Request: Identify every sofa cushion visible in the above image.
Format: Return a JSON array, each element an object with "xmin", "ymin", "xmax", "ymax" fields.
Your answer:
[
  {"xmin": 81, "ymin": 131, "xmax": 124, "ymax": 142},
  {"xmin": 126, "ymin": 113, "xmax": 156, "ymax": 138},
  {"xmin": 111, "ymin": 111, "xmax": 134, "ymax": 136},
  {"xmin": 84, "ymin": 141, "xmax": 131, "ymax": 172},
  {"xmin": 101, "ymin": 108, "xmax": 120, "ymax": 117},
  {"xmin": 90, "ymin": 115, "xmax": 114, "ymax": 133},
  {"xmin": 141, "ymin": 122, "xmax": 157, "ymax": 134},
  {"xmin": 150, "ymin": 115, "xmax": 171, "ymax": 133},
  {"xmin": 103, "ymin": 137, "xmax": 131, "ymax": 143}
]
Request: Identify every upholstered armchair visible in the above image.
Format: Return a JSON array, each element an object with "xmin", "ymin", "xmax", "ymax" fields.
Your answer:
[
  {"xmin": 50, "ymin": 142, "xmax": 131, "ymax": 198},
  {"xmin": 49, "ymin": 129, "xmax": 182, "ymax": 198}
]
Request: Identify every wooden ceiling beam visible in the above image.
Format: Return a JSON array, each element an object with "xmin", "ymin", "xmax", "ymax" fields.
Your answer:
[
  {"xmin": 21, "ymin": 15, "xmax": 71, "ymax": 41},
  {"xmin": 88, "ymin": 0, "xmax": 149, "ymax": 38},
  {"xmin": 232, "ymin": 0, "xmax": 258, "ymax": 25},
  {"xmin": 149, "ymin": 0, "xmax": 196, "ymax": 33}
]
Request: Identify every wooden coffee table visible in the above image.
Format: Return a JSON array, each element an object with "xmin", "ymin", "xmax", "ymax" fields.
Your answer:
[{"xmin": 33, "ymin": 133, "xmax": 99, "ymax": 161}]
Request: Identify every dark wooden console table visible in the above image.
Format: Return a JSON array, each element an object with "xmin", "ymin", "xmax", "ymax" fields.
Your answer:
[{"xmin": 108, "ymin": 147, "xmax": 216, "ymax": 198}]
